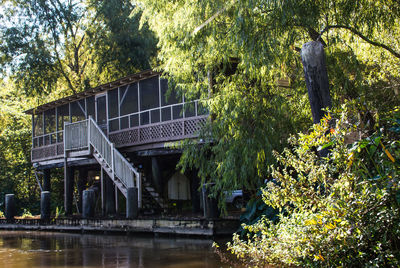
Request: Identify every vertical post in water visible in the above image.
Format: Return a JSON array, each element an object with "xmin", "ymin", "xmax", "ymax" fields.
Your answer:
[
  {"xmin": 82, "ymin": 189, "xmax": 95, "ymax": 218},
  {"xmin": 126, "ymin": 187, "xmax": 138, "ymax": 219},
  {"xmin": 5, "ymin": 194, "xmax": 15, "ymax": 220},
  {"xmin": 300, "ymin": 41, "xmax": 332, "ymax": 124},
  {"xmin": 41, "ymin": 191, "xmax": 51, "ymax": 220}
]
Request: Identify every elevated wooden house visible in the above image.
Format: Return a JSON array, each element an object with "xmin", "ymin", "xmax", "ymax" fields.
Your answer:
[{"xmin": 25, "ymin": 70, "xmax": 208, "ymax": 216}]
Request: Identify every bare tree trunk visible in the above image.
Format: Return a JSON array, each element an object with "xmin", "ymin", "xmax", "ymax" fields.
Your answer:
[{"xmin": 301, "ymin": 41, "xmax": 332, "ymax": 124}]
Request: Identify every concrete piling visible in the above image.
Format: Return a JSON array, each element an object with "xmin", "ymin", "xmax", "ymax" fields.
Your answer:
[
  {"xmin": 5, "ymin": 194, "xmax": 15, "ymax": 220},
  {"xmin": 126, "ymin": 187, "xmax": 138, "ymax": 219},
  {"xmin": 202, "ymin": 184, "xmax": 219, "ymax": 219},
  {"xmin": 82, "ymin": 190, "xmax": 95, "ymax": 218},
  {"xmin": 40, "ymin": 191, "xmax": 51, "ymax": 220}
]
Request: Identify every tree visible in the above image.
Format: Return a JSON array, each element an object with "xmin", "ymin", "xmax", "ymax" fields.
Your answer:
[
  {"xmin": 88, "ymin": 0, "xmax": 157, "ymax": 81},
  {"xmin": 226, "ymin": 104, "xmax": 400, "ymax": 266},
  {"xmin": 137, "ymin": 0, "xmax": 400, "ymax": 204},
  {"xmin": 0, "ymin": 79, "xmax": 40, "ymax": 214},
  {"xmin": 0, "ymin": 0, "xmax": 157, "ymax": 97}
]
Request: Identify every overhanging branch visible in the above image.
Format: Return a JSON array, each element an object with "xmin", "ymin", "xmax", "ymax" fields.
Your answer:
[{"xmin": 319, "ymin": 25, "xmax": 400, "ymax": 59}]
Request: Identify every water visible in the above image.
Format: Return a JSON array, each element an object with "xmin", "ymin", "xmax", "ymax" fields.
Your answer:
[{"xmin": 0, "ymin": 231, "xmax": 228, "ymax": 267}]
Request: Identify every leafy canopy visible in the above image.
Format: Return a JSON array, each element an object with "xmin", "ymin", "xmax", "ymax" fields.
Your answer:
[
  {"xmin": 0, "ymin": 0, "xmax": 157, "ymax": 97},
  {"xmin": 137, "ymin": 0, "xmax": 400, "ymax": 202}
]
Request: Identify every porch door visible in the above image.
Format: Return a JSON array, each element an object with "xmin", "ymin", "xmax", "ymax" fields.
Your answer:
[{"xmin": 95, "ymin": 94, "xmax": 108, "ymax": 134}]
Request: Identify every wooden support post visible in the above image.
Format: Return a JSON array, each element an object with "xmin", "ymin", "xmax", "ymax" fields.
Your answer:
[
  {"xmin": 5, "ymin": 194, "xmax": 15, "ymax": 220},
  {"xmin": 64, "ymin": 163, "xmax": 74, "ymax": 216},
  {"xmin": 105, "ymin": 173, "xmax": 116, "ymax": 216},
  {"xmin": 151, "ymin": 157, "xmax": 162, "ymax": 194},
  {"xmin": 115, "ymin": 185, "xmax": 119, "ymax": 215},
  {"xmin": 190, "ymin": 171, "xmax": 201, "ymax": 213},
  {"xmin": 202, "ymin": 183, "xmax": 219, "ymax": 219},
  {"xmin": 126, "ymin": 187, "xmax": 138, "ymax": 219},
  {"xmin": 101, "ymin": 168, "xmax": 105, "ymax": 216},
  {"xmin": 82, "ymin": 189, "xmax": 95, "ymax": 218},
  {"xmin": 40, "ymin": 191, "xmax": 51, "ymax": 220},
  {"xmin": 43, "ymin": 169, "xmax": 51, "ymax": 192},
  {"xmin": 300, "ymin": 41, "xmax": 332, "ymax": 124},
  {"xmin": 77, "ymin": 169, "xmax": 88, "ymax": 214}
]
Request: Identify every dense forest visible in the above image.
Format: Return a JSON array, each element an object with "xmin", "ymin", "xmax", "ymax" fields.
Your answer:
[{"xmin": 0, "ymin": 0, "xmax": 399, "ymax": 266}]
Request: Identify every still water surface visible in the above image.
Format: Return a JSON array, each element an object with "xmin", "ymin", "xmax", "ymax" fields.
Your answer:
[{"xmin": 0, "ymin": 231, "xmax": 228, "ymax": 267}]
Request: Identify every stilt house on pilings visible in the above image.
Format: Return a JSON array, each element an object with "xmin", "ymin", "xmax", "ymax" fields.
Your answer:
[{"xmin": 25, "ymin": 70, "xmax": 208, "ymax": 217}]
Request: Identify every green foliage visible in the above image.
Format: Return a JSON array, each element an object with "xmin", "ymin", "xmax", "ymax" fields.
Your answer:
[
  {"xmin": 20, "ymin": 209, "xmax": 33, "ymax": 219},
  {"xmin": 138, "ymin": 0, "xmax": 400, "ymax": 204},
  {"xmin": 238, "ymin": 193, "xmax": 279, "ymax": 236},
  {"xmin": 227, "ymin": 104, "xmax": 400, "ymax": 267},
  {"xmin": 88, "ymin": 0, "xmax": 158, "ymax": 79},
  {"xmin": 0, "ymin": 0, "xmax": 157, "ymax": 96},
  {"xmin": 0, "ymin": 79, "xmax": 40, "ymax": 215},
  {"xmin": 54, "ymin": 206, "xmax": 64, "ymax": 219}
]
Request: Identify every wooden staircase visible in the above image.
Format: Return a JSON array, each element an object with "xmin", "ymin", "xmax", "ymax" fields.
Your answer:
[
  {"xmin": 64, "ymin": 117, "xmax": 142, "ymax": 207},
  {"xmin": 93, "ymin": 151, "xmax": 127, "ymax": 197},
  {"xmin": 142, "ymin": 177, "xmax": 167, "ymax": 209}
]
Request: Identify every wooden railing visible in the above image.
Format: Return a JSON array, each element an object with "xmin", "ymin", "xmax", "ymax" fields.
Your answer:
[
  {"xmin": 64, "ymin": 120, "xmax": 89, "ymax": 151},
  {"xmin": 64, "ymin": 117, "xmax": 141, "ymax": 205}
]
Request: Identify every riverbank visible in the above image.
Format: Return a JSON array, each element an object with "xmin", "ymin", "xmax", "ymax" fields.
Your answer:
[{"xmin": 0, "ymin": 217, "xmax": 239, "ymax": 237}]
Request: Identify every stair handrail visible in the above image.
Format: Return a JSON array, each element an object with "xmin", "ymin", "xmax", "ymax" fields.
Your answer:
[
  {"xmin": 88, "ymin": 117, "xmax": 140, "ymax": 188},
  {"xmin": 65, "ymin": 117, "xmax": 142, "ymax": 207}
]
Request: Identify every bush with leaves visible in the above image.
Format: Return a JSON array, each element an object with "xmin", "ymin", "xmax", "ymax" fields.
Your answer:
[{"xmin": 227, "ymin": 103, "xmax": 400, "ymax": 267}]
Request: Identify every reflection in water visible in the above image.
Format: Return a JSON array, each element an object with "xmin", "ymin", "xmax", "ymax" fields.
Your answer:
[{"xmin": 0, "ymin": 231, "xmax": 228, "ymax": 268}]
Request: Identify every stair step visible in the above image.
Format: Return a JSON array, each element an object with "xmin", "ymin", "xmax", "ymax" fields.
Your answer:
[{"xmin": 148, "ymin": 192, "xmax": 159, "ymax": 198}]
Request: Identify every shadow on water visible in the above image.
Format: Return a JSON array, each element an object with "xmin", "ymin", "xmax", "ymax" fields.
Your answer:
[{"xmin": 0, "ymin": 231, "xmax": 230, "ymax": 268}]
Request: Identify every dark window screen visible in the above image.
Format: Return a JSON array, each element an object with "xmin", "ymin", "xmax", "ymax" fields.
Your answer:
[
  {"xmin": 86, "ymin": 96, "xmax": 95, "ymax": 120},
  {"xmin": 57, "ymin": 104, "xmax": 69, "ymax": 130},
  {"xmin": 160, "ymin": 78, "xmax": 180, "ymax": 106},
  {"xmin": 120, "ymin": 83, "xmax": 138, "ymax": 116},
  {"xmin": 173, "ymin": 105, "xmax": 183, "ymax": 119},
  {"xmin": 34, "ymin": 113, "xmax": 43, "ymax": 136},
  {"xmin": 120, "ymin": 116, "xmax": 129, "ymax": 129},
  {"xmin": 108, "ymin": 89, "xmax": 118, "ymax": 119},
  {"xmin": 109, "ymin": 119, "xmax": 119, "ymax": 132},
  {"xmin": 139, "ymin": 76, "xmax": 159, "ymax": 111},
  {"xmin": 161, "ymin": 107, "xmax": 171, "ymax": 121},
  {"xmin": 130, "ymin": 114, "xmax": 139, "ymax": 127},
  {"xmin": 44, "ymin": 109, "xmax": 56, "ymax": 134},
  {"xmin": 140, "ymin": 111, "xmax": 149, "ymax": 125},
  {"xmin": 96, "ymin": 95, "xmax": 107, "ymax": 125},
  {"xmin": 151, "ymin": 110, "xmax": 160, "ymax": 123},
  {"xmin": 71, "ymin": 100, "xmax": 86, "ymax": 122}
]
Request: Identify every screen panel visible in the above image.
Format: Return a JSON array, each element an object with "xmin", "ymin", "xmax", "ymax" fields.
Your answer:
[
  {"xmin": 139, "ymin": 76, "xmax": 159, "ymax": 111},
  {"xmin": 120, "ymin": 83, "xmax": 138, "ymax": 116},
  {"xmin": 108, "ymin": 89, "xmax": 119, "ymax": 119}
]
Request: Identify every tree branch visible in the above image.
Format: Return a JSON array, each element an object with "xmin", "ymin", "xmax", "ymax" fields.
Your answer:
[{"xmin": 320, "ymin": 25, "xmax": 400, "ymax": 59}]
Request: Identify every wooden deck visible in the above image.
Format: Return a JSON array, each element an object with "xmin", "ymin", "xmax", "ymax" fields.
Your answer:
[{"xmin": 31, "ymin": 115, "xmax": 207, "ymax": 163}]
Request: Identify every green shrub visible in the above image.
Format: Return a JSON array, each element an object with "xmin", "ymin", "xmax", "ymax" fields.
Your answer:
[
  {"xmin": 227, "ymin": 104, "xmax": 400, "ymax": 267},
  {"xmin": 20, "ymin": 209, "xmax": 33, "ymax": 219}
]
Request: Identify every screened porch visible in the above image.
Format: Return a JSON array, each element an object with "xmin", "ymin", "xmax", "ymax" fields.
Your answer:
[{"xmin": 29, "ymin": 72, "xmax": 209, "ymax": 163}]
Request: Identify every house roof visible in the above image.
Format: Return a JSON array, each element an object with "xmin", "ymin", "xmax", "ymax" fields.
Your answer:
[{"xmin": 24, "ymin": 69, "xmax": 161, "ymax": 115}]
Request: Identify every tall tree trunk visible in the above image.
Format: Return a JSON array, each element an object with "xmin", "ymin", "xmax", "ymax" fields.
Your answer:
[{"xmin": 300, "ymin": 41, "xmax": 332, "ymax": 124}]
